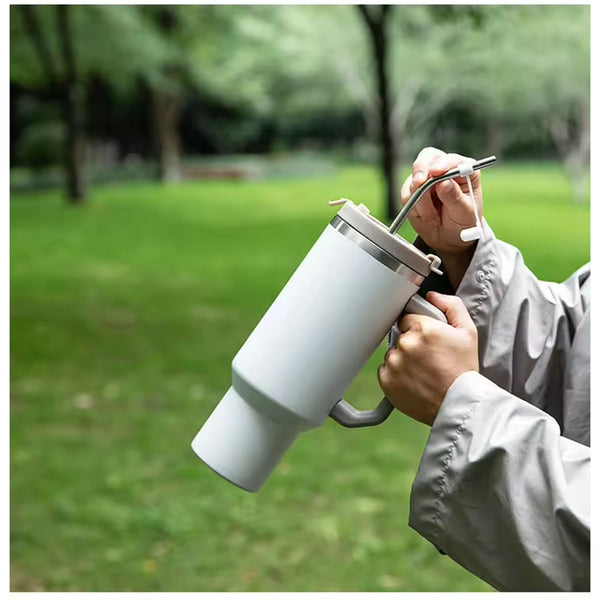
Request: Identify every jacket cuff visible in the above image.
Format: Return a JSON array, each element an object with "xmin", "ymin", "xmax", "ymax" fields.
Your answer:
[
  {"xmin": 414, "ymin": 221, "xmax": 507, "ymax": 327},
  {"xmin": 408, "ymin": 370, "xmax": 485, "ymax": 551},
  {"xmin": 455, "ymin": 219, "xmax": 505, "ymax": 327}
]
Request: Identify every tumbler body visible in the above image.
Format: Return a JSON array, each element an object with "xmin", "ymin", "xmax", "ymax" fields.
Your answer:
[{"xmin": 192, "ymin": 203, "xmax": 429, "ymax": 491}]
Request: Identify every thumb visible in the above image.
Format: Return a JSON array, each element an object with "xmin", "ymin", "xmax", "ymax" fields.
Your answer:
[
  {"xmin": 435, "ymin": 179, "xmax": 471, "ymax": 216},
  {"xmin": 427, "ymin": 292, "xmax": 473, "ymax": 329}
]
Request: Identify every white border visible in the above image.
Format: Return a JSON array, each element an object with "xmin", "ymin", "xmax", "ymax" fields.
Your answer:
[{"xmin": 6, "ymin": 1, "xmax": 594, "ymax": 599}]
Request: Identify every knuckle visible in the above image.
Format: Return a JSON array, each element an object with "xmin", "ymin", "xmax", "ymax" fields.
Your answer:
[
  {"xmin": 398, "ymin": 332, "xmax": 419, "ymax": 352},
  {"xmin": 412, "ymin": 320, "xmax": 425, "ymax": 334},
  {"xmin": 418, "ymin": 145, "xmax": 440, "ymax": 158},
  {"xmin": 415, "ymin": 146, "xmax": 441, "ymax": 167},
  {"xmin": 421, "ymin": 325, "xmax": 441, "ymax": 344},
  {"xmin": 419, "ymin": 321, "xmax": 432, "ymax": 337},
  {"xmin": 387, "ymin": 348, "xmax": 402, "ymax": 370},
  {"xmin": 448, "ymin": 152, "xmax": 472, "ymax": 164}
]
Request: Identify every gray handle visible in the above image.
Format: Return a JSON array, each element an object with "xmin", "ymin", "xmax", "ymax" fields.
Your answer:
[{"xmin": 329, "ymin": 293, "xmax": 448, "ymax": 428}]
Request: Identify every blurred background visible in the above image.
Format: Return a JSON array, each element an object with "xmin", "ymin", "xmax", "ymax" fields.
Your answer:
[{"xmin": 10, "ymin": 4, "xmax": 590, "ymax": 592}]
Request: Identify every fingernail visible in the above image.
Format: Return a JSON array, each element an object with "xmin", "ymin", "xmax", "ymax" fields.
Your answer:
[
  {"xmin": 413, "ymin": 171, "xmax": 425, "ymax": 185},
  {"xmin": 431, "ymin": 161, "xmax": 446, "ymax": 172}
]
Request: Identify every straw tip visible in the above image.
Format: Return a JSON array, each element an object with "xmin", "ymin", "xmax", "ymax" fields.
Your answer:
[
  {"xmin": 328, "ymin": 198, "xmax": 350, "ymax": 206},
  {"xmin": 473, "ymin": 155, "xmax": 497, "ymax": 170}
]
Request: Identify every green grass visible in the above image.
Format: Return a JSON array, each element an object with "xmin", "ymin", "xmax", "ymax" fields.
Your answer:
[{"xmin": 10, "ymin": 163, "xmax": 589, "ymax": 592}]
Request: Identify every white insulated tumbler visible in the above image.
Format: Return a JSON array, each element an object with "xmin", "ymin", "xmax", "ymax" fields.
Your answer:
[{"xmin": 191, "ymin": 200, "xmax": 446, "ymax": 492}]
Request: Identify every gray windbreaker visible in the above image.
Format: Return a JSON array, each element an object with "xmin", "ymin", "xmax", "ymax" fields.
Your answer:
[{"xmin": 409, "ymin": 220, "xmax": 590, "ymax": 592}]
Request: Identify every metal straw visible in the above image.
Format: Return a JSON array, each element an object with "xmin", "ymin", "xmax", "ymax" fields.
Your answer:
[{"xmin": 388, "ymin": 156, "xmax": 497, "ymax": 235}]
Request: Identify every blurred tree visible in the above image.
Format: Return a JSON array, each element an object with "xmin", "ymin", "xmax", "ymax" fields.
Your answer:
[
  {"xmin": 10, "ymin": 5, "xmax": 168, "ymax": 200},
  {"xmin": 137, "ymin": 5, "xmax": 267, "ymax": 181},
  {"xmin": 10, "ymin": 4, "xmax": 588, "ymax": 203},
  {"xmin": 356, "ymin": 5, "xmax": 397, "ymax": 221},
  {"xmin": 56, "ymin": 6, "xmax": 84, "ymax": 202},
  {"xmin": 324, "ymin": 5, "xmax": 588, "ymax": 209},
  {"xmin": 143, "ymin": 6, "xmax": 186, "ymax": 182},
  {"xmin": 16, "ymin": 5, "xmax": 85, "ymax": 203},
  {"xmin": 387, "ymin": 7, "xmax": 484, "ymax": 164},
  {"xmin": 334, "ymin": 6, "xmax": 473, "ymax": 218},
  {"xmin": 193, "ymin": 6, "xmax": 358, "ymax": 153},
  {"xmin": 452, "ymin": 5, "xmax": 589, "ymax": 201},
  {"xmin": 16, "ymin": 118, "xmax": 63, "ymax": 173},
  {"xmin": 519, "ymin": 6, "xmax": 589, "ymax": 202}
]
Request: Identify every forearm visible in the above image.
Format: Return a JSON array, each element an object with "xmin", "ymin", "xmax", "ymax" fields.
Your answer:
[{"xmin": 410, "ymin": 372, "xmax": 590, "ymax": 592}]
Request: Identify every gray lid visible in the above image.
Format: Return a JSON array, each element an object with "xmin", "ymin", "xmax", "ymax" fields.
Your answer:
[{"xmin": 336, "ymin": 201, "xmax": 432, "ymax": 277}]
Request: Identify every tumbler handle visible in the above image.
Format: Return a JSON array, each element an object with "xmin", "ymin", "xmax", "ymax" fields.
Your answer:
[{"xmin": 329, "ymin": 294, "xmax": 447, "ymax": 428}]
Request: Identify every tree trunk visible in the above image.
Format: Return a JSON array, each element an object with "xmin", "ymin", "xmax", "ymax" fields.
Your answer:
[
  {"xmin": 57, "ymin": 5, "xmax": 85, "ymax": 204},
  {"xmin": 485, "ymin": 116, "xmax": 504, "ymax": 161},
  {"xmin": 548, "ymin": 102, "xmax": 590, "ymax": 204},
  {"xmin": 21, "ymin": 5, "xmax": 85, "ymax": 203},
  {"xmin": 151, "ymin": 89, "xmax": 182, "ymax": 183},
  {"xmin": 567, "ymin": 167, "xmax": 589, "ymax": 204},
  {"xmin": 357, "ymin": 5, "xmax": 398, "ymax": 221},
  {"xmin": 568, "ymin": 101, "xmax": 590, "ymax": 204},
  {"xmin": 373, "ymin": 13, "xmax": 398, "ymax": 220}
]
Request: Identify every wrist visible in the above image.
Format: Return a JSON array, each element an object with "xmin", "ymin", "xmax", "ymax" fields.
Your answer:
[{"xmin": 436, "ymin": 246, "xmax": 476, "ymax": 291}]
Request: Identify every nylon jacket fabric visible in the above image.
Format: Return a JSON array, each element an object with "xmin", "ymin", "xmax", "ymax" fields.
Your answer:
[{"xmin": 409, "ymin": 220, "xmax": 590, "ymax": 591}]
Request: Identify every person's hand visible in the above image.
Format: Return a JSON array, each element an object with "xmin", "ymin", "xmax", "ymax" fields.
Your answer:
[
  {"xmin": 377, "ymin": 292, "xmax": 479, "ymax": 426},
  {"xmin": 401, "ymin": 146, "xmax": 484, "ymax": 255}
]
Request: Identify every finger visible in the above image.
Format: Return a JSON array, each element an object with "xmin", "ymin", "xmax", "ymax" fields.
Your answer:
[
  {"xmin": 452, "ymin": 169, "xmax": 481, "ymax": 192},
  {"xmin": 444, "ymin": 154, "xmax": 479, "ymax": 193},
  {"xmin": 412, "ymin": 192, "xmax": 440, "ymax": 226},
  {"xmin": 426, "ymin": 292, "xmax": 474, "ymax": 329},
  {"xmin": 396, "ymin": 330, "xmax": 420, "ymax": 353},
  {"xmin": 413, "ymin": 147, "xmax": 445, "ymax": 187},
  {"xmin": 377, "ymin": 363, "xmax": 388, "ymax": 386},
  {"xmin": 429, "ymin": 152, "xmax": 475, "ymax": 177},
  {"xmin": 383, "ymin": 346, "xmax": 397, "ymax": 363},
  {"xmin": 402, "ymin": 174, "xmax": 430, "ymax": 223},
  {"xmin": 378, "ymin": 358, "xmax": 401, "ymax": 386},
  {"xmin": 400, "ymin": 174, "xmax": 413, "ymax": 206},
  {"xmin": 398, "ymin": 313, "xmax": 429, "ymax": 334},
  {"xmin": 433, "ymin": 179, "xmax": 473, "ymax": 222},
  {"xmin": 384, "ymin": 347, "xmax": 403, "ymax": 370},
  {"xmin": 435, "ymin": 179, "xmax": 464, "ymax": 205}
]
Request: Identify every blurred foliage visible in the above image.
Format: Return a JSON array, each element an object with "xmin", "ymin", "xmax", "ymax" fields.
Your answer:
[
  {"xmin": 11, "ymin": 5, "xmax": 165, "ymax": 93},
  {"xmin": 10, "ymin": 5, "xmax": 589, "ymax": 168},
  {"xmin": 13, "ymin": 95, "xmax": 64, "ymax": 170},
  {"xmin": 17, "ymin": 119, "xmax": 64, "ymax": 171}
]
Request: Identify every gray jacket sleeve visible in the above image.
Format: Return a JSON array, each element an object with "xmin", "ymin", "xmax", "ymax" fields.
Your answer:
[
  {"xmin": 409, "ymin": 371, "xmax": 590, "ymax": 591},
  {"xmin": 409, "ymin": 220, "xmax": 590, "ymax": 591},
  {"xmin": 455, "ymin": 220, "xmax": 590, "ymax": 443}
]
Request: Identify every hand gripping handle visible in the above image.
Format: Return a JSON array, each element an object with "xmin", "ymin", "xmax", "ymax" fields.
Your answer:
[{"xmin": 329, "ymin": 294, "xmax": 447, "ymax": 428}]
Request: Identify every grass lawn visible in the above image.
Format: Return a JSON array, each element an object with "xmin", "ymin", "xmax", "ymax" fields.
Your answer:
[{"xmin": 10, "ymin": 162, "xmax": 589, "ymax": 592}]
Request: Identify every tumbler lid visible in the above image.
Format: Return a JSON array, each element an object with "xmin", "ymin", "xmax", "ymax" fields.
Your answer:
[{"xmin": 336, "ymin": 201, "xmax": 432, "ymax": 277}]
